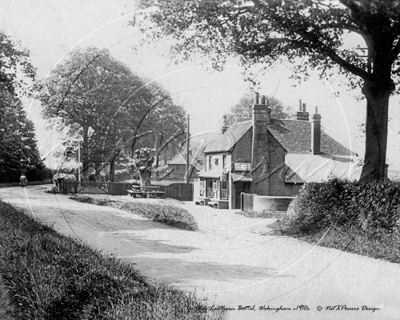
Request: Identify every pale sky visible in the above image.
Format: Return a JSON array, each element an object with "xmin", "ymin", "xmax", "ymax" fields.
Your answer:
[{"xmin": 1, "ymin": 0, "xmax": 400, "ymax": 169}]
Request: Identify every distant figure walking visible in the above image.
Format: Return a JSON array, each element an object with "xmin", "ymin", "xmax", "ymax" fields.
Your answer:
[{"xmin": 20, "ymin": 174, "xmax": 28, "ymax": 187}]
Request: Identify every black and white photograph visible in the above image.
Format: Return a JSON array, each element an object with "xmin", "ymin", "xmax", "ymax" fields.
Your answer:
[{"xmin": 0, "ymin": 1, "xmax": 400, "ymax": 319}]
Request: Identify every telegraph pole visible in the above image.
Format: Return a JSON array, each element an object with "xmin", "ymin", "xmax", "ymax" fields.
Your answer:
[
  {"xmin": 186, "ymin": 113, "xmax": 190, "ymax": 184},
  {"xmin": 78, "ymin": 141, "xmax": 81, "ymax": 186}
]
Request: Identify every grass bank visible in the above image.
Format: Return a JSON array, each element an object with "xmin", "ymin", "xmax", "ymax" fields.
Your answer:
[
  {"xmin": 0, "ymin": 201, "xmax": 223, "ymax": 320},
  {"xmin": 71, "ymin": 195, "xmax": 199, "ymax": 231},
  {"xmin": 275, "ymin": 179, "xmax": 400, "ymax": 264},
  {"xmin": 235, "ymin": 210, "xmax": 286, "ymax": 219}
]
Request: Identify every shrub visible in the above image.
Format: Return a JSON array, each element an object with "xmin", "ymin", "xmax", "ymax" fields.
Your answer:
[
  {"xmin": 275, "ymin": 178, "xmax": 400, "ymax": 263},
  {"xmin": 71, "ymin": 196, "xmax": 199, "ymax": 231},
  {"xmin": 283, "ymin": 178, "xmax": 400, "ymax": 236}
]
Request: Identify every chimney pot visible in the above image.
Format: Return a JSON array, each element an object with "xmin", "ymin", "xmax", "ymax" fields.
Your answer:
[
  {"xmin": 254, "ymin": 92, "xmax": 260, "ymax": 105},
  {"xmin": 299, "ymin": 99, "xmax": 302, "ymax": 111},
  {"xmin": 315, "ymin": 106, "xmax": 319, "ymax": 113},
  {"xmin": 261, "ymin": 95, "xmax": 266, "ymax": 105},
  {"xmin": 296, "ymin": 101, "xmax": 309, "ymax": 121}
]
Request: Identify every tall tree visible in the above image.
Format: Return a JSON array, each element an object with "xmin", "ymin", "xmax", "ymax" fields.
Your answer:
[
  {"xmin": 0, "ymin": 91, "xmax": 45, "ymax": 182},
  {"xmin": 37, "ymin": 47, "xmax": 186, "ymax": 181},
  {"xmin": 224, "ymin": 93, "xmax": 293, "ymax": 127},
  {"xmin": 0, "ymin": 31, "xmax": 44, "ymax": 182},
  {"xmin": 0, "ymin": 31, "xmax": 35, "ymax": 95},
  {"xmin": 140, "ymin": 83, "xmax": 186, "ymax": 168},
  {"xmin": 136, "ymin": 0, "xmax": 400, "ymax": 182},
  {"xmin": 37, "ymin": 47, "xmax": 149, "ymax": 179}
]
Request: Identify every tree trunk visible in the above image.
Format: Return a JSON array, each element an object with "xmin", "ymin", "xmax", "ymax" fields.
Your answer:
[
  {"xmin": 154, "ymin": 133, "xmax": 160, "ymax": 171},
  {"xmin": 108, "ymin": 150, "xmax": 121, "ymax": 182},
  {"xmin": 139, "ymin": 169, "xmax": 151, "ymax": 186},
  {"xmin": 82, "ymin": 127, "xmax": 89, "ymax": 180},
  {"xmin": 359, "ymin": 81, "xmax": 391, "ymax": 182},
  {"xmin": 164, "ymin": 146, "xmax": 168, "ymax": 165},
  {"xmin": 109, "ymin": 157, "xmax": 115, "ymax": 182}
]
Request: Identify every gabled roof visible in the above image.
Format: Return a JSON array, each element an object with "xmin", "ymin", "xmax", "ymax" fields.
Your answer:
[
  {"xmin": 268, "ymin": 119, "xmax": 355, "ymax": 156},
  {"xmin": 168, "ymin": 153, "xmax": 188, "ymax": 165},
  {"xmin": 204, "ymin": 119, "xmax": 355, "ymax": 157},
  {"xmin": 168, "ymin": 153, "xmax": 203, "ymax": 171},
  {"xmin": 204, "ymin": 121, "xmax": 252, "ymax": 153}
]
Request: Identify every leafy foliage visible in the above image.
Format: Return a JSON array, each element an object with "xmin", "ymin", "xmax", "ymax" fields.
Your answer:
[
  {"xmin": 0, "ymin": 31, "xmax": 45, "ymax": 183},
  {"xmin": 136, "ymin": 0, "xmax": 400, "ymax": 181},
  {"xmin": 223, "ymin": 93, "xmax": 293, "ymax": 127},
  {"xmin": 277, "ymin": 178, "xmax": 400, "ymax": 263},
  {"xmin": 283, "ymin": 178, "xmax": 400, "ymax": 235},
  {"xmin": 0, "ymin": 31, "xmax": 35, "ymax": 95},
  {"xmin": 37, "ymin": 47, "xmax": 186, "ymax": 179},
  {"xmin": 0, "ymin": 90, "xmax": 47, "ymax": 182},
  {"xmin": 131, "ymin": 147, "xmax": 155, "ymax": 185}
]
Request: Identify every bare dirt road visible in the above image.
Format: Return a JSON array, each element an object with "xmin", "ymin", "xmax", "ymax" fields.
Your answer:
[{"xmin": 1, "ymin": 185, "xmax": 399, "ymax": 320}]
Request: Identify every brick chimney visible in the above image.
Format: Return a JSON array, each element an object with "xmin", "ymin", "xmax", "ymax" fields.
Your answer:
[
  {"xmin": 297, "ymin": 100, "xmax": 309, "ymax": 121},
  {"xmin": 222, "ymin": 114, "xmax": 229, "ymax": 134},
  {"xmin": 311, "ymin": 106, "xmax": 321, "ymax": 154},
  {"xmin": 251, "ymin": 92, "xmax": 271, "ymax": 194}
]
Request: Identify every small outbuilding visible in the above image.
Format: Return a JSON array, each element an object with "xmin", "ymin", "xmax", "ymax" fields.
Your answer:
[{"xmin": 167, "ymin": 153, "xmax": 203, "ymax": 181}]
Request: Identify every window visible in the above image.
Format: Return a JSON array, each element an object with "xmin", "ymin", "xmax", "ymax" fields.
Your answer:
[
  {"xmin": 215, "ymin": 158, "xmax": 219, "ymax": 166},
  {"xmin": 209, "ymin": 156, "xmax": 212, "ymax": 170},
  {"xmin": 222, "ymin": 155, "xmax": 226, "ymax": 171},
  {"xmin": 221, "ymin": 180, "xmax": 228, "ymax": 199},
  {"xmin": 206, "ymin": 180, "xmax": 213, "ymax": 198},
  {"xmin": 200, "ymin": 180, "xmax": 205, "ymax": 196}
]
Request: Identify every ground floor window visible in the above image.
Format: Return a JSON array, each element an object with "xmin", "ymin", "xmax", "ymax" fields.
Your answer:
[
  {"xmin": 221, "ymin": 180, "xmax": 228, "ymax": 199},
  {"xmin": 206, "ymin": 180, "xmax": 213, "ymax": 198},
  {"xmin": 200, "ymin": 180, "xmax": 205, "ymax": 196}
]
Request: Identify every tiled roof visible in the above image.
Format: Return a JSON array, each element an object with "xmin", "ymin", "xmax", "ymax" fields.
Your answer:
[
  {"xmin": 204, "ymin": 121, "xmax": 252, "ymax": 153},
  {"xmin": 168, "ymin": 153, "xmax": 189, "ymax": 165},
  {"xmin": 268, "ymin": 119, "xmax": 356, "ymax": 156},
  {"xmin": 284, "ymin": 154, "xmax": 362, "ymax": 183},
  {"xmin": 204, "ymin": 118, "xmax": 355, "ymax": 156},
  {"xmin": 168, "ymin": 153, "xmax": 203, "ymax": 171}
]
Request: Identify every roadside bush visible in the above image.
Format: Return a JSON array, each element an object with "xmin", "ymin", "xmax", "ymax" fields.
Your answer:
[
  {"xmin": 276, "ymin": 178, "xmax": 400, "ymax": 263},
  {"xmin": 71, "ymin": 196, "xmax": 199, "ymax": 231},
  {"xmin": 283, "ymin": 178, "xmax": 400, "ymax": 236}
]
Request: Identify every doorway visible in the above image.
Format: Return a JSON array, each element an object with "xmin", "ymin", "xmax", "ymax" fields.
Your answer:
[{"xmin": 234, "ymin": 181, "xmax": 251, "ymax": 209}]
